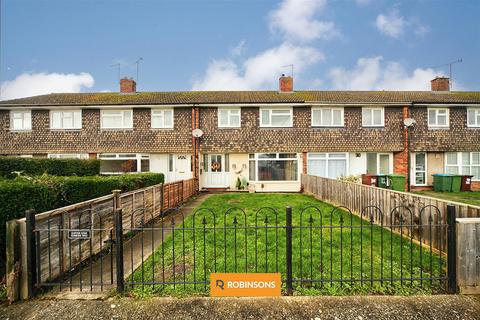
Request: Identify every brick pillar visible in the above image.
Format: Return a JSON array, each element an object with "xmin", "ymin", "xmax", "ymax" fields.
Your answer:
[
  {"xmin": 88, "ymin": 153, "xmax": 97, "ymax": 159},
  {"xmin": 393, "ymin": 106, "xmax": 410, "ymax": 191}
]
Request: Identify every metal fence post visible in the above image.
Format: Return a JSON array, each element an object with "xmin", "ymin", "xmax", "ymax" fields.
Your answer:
[
  {"xmin": 447, "ymin": 205, "xmax": 457, "ymax": 293},
  {"xmin": 25, "ymin": 209, "xmax": 36, "ymax": 298},
  {"xmin": 285, "ymin": 206, "xmax": 293, "ymax": 295},
  {"xmin": 114, "ymin": 208, "xmax": 124, "ymax": 293}
]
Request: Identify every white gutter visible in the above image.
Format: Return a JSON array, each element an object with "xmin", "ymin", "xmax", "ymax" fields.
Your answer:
[{"xmin": 1, "ymin": 102, "xmax": 480, "ymax": 110}]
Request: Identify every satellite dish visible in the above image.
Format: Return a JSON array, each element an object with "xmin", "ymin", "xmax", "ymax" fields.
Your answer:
[
  {"xmin": 192, "ymin": 128, "xmax": 204, "ymax": 138},
  {"xmin": 403, "ymin": 118, "xmax": 416, "ymax": 127}
]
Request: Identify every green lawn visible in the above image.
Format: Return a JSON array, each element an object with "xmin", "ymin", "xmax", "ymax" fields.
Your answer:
[
  {"xmin": 414, "ymin": 190, "xmax": 480, "ymax": 206},
  {"xmin": 128, "ymin": 193, "xmax": 445, "ymax": 296}
]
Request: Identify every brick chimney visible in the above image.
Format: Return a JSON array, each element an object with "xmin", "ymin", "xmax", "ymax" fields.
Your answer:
[
  {"xmin": 279, "ymin": 74, "xmax": 293, "ymax": 93},
  {"xmin": 431, "ymin": 77, "xmax": 450, "ymax": 92},
  {"xmin": 120, "ymin": 77, "xmax": 136, "ymax": 93}
]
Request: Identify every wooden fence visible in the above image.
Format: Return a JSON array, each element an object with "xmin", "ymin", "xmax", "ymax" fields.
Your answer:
[
  {"xmin": 301, "ymin": 174, "xmax": 480, "ymax": 253},
  {"xmin": 6, "ymin": 178, "xmax": 197, "ymax": 300}
]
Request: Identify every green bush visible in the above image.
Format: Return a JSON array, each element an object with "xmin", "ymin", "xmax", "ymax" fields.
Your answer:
[
  {"xmin": 0, "ymin": 157, "xmax": 100, "ymax": 178},
  {"xmin": 0, "ymin": 173, "xmax": 164, "ymax": 272}
]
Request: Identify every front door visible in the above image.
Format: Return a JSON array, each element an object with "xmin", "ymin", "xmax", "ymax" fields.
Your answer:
[
  {"xmin": 204, "ymin": 154, "xmax": 227, "ymax": 187},
  {"xmin": 174, "ymin": 154, "xmax": 191, "ymax": 181}
]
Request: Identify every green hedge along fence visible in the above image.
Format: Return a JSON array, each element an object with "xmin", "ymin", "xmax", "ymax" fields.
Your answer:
[
  {"xmin": 0, "ymin": 157, "xmax": 100, "ymax": 178},
  {"xmin": 0, "ymin": 173, "xmax": 164, "ymax": 273}
]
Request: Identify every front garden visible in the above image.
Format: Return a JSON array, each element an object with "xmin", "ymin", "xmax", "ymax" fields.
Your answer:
[{"xmin": 128, "ymin": 193, "xmax": 445, "ymax": 297}]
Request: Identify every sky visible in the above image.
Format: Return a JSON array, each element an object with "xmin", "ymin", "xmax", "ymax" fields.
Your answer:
[{"xmin": 0, "ymin": 0, "xmax": 479, "ymax": 100}]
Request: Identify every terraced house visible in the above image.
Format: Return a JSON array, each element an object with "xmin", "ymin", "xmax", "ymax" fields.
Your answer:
[{"xmin": 0, "ymin": 75, "xmax": 479, "ymax": 191}]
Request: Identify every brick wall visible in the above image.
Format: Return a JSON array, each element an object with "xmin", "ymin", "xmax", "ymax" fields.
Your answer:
[
  {"xmin": 410, "ymin": 107, "xmax": 480, "ymax": 152},
  {"xmin": 199, "ymin": 106, "xmax": 405, "ymax": 153},
  {"xmin": 0, "ymin": 108, "xmax": 192, "ymax": 154}
]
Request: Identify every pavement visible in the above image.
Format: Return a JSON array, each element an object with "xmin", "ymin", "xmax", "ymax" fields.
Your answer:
[
  {"xmin": 48, "ymin": 193, "xmax": 212, "ymax": 299},
  {"xmin": 2, "ymin": 295, "xmax": 480, "ymax": 320}
]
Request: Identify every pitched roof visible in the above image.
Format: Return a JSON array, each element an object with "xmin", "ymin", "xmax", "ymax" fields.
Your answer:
[{"xmin": 1, "ymin": 90, "xmax": 480, "ymax": 106}]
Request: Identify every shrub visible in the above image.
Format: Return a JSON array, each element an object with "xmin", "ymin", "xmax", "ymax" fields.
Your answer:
[
  {"xmin": 0, "ymin": 157, "xmax": 100, "ymax": 178},
  {"xmin": 0, "ymin": 173, "xmax": 164, "ymax": 273}
]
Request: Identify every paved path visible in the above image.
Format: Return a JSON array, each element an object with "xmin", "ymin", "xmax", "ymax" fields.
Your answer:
[
  {"xmin": 49, "ymin": 193, "xmax": 212, "ymax": 299},
  {"xmin": 2, "ymin": 295, "xmax": 480, "ymax": 320}
]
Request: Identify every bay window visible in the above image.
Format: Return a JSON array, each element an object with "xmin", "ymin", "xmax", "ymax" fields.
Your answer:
[
  {"xmin": 10, "ymin": 110, "xmax": 32, "ymax": 131},
  {"xmin": 50, "ymin": 110, "xmax": 82, "ymax": 129},
  {"xmin": 99, "ymin": 153, "xmax": 149, "ymax": 174},
  {"xmin": 260, "ymin": 108, "xmax": 293, "ymax": 127},
  {"xmin": 307, "ymin": 153, "xmax": 348, "ymax": 179},
  {"xmin": 311, "ymin": 107, "xmax": 344, "ymax": 127},
  {"xmin": 101, "ymin": 110, "xmax": 133, "ymax": 129},
  {"xmin": 151, "ymin": 109, "xmax": 173, "ymax": 128},
  {"xmin": 249, "ymin": 153, "xmax": 298, "ymax": 181},
  {"xmin": 446, "ymin": 152, "xmax": 480, "ymax": 180}
]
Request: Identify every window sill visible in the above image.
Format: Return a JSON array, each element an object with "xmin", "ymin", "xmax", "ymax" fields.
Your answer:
[
  {"xmin": 362, "ymin": 126, "xmax": 385, "ymax": 129},
  {"xmin": 50, "ymin": 129, "xmax": 82, "ymax": 132},
  {"xmin": 150, "ymin": 128, "xmax": 174, "ymax": 131},
  {"xmin": 100, "ymin": 128, "xmax": 134, "ymax": 131},
  {"xmin": 218, "ymin": 126, "xmax": 241, "ymax": 129},
  {"xmin": 259, "ymin": 126, "xmax": 294, "ymax": 129},
  {"xmin": 427, "ymin": 126, "xmax": 450, "ymax": 130},
  {"xmin": 311, "ymin": 126, "xmax": 345, "ymax": 129},
  {"xmin": 10, "ymin": 129, "xmax": 32, "ymax": 133}
]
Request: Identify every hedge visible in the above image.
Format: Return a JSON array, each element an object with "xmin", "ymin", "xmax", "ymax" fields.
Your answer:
[
  {"xmin": 0, "ymin": 157, "xmax": 100, "ymax": 178},
  {"xmin": 0, "ymin": 173, "xmax": 164, "ymax": 272}
]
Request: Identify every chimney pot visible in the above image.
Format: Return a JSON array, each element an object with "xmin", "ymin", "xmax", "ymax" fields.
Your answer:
[
  {"xmin": 120, "ymin": 77, "xmax": 136, "ymax": 93},
  {"xmin": 279, "ymin": 75, "xmax": 293, "ymax": 93},
  {"xmin": 431, "ymin": 77, "xmax": 450, "ymax": 92}
]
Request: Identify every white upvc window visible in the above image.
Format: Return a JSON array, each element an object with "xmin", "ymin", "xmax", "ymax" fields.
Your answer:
[
  {"xmin": 428, "ymin": 108, "xmax": 449, "ymax": 128},
  {"xmin": 362, "ymin": 107, "xmax": 384, "ymax": 127},
  {"xmin": 311, "ymin": 107, "xmax": 344, "ymax": 127},
  {"xmin": 218, "ymin": 108, "xmax": 241, "ymax": 128},
  {"xmin": 10, "ymin": 110, "xmax": 31, "ymax": 131},
  {"xmin": 260, "ymin": 107, "xmax": 293, "ymax": 127},
  {"xmin": 307, "ymin": 153, "xmax": 348, "ymax": 179},
  {"xmin": 467, "ymin": 108, "xmax": 480, "ymax": 127},
  {"xmin": 48, "ymin": 154, "xmax": 89, "ymax": 159},
  {"xmin": 151, "ymin": 109, "xmax": 173, "ymax": 128},
  {"xmin": 445, "ymin": 152, "xmax": 480, "ymax": 181},
  {"xmin": 99, "ymin": 153, "xmax": 150, "ymax": 174},
  {"xmin": 50, "ymin": 110, "xmax": 82, "ymax": 129},
  {"xmin": 101, "ymin": 110, "xmax": 133, "ymax": 129}
]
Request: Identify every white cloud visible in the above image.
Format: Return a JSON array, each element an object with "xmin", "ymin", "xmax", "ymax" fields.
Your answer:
[
  {"xmin": 375, "ymin": 10, "xmax": 429, "ymax": 39},
  {"xmin": 192, "ymin": 42, "xmax": 324, "ymax": 90},
  {"xmin": 375, "ymin": 10, "xmax": 406, "ymax": 38},
  {"xmin": 0, "ymin": 72, "xmax": 94, "ymax": 100},
  {"xmin": 268, "ymin": 0, "xmax": 338, "ymax": 42},
  {"xmin": 328, "ymin": 56, "xmax": 444, "ymax": 90}
]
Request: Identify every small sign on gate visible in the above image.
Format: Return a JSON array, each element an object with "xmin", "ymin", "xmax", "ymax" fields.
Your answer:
[{"xmin": 68, "ymin": 229, "xmax": 91, "ymax": 240}]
